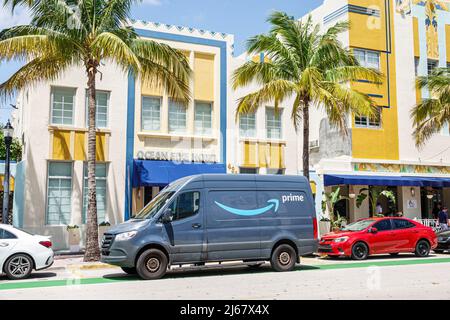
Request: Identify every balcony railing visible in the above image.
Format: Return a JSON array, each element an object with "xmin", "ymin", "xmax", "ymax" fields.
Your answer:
[{"xmin": 413, "ymin": 218, "xmax": 442, "ymax": 233}]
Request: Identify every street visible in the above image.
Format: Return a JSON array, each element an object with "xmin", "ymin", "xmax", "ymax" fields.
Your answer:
[{"xmin": 1, "ymin": 254, "xmax": 450, "ymax": 300}]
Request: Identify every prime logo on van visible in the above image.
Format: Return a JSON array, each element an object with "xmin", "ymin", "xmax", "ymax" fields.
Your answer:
[
  {"xmin": 282, "ymin": 193, "xmax": 305, "ymax": 203},
  {"xmin": 214, "ymin": 199, "xmax": 279, "ymax": 216},
  {"xmin": 215, "ymin": 193, "xmax": 305, "ymax": 217}
]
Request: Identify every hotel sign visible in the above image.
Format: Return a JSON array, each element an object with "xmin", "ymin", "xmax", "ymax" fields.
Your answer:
[{"xmin": 136, "ymin": 149, "xmax": 217, "ymax": 163}]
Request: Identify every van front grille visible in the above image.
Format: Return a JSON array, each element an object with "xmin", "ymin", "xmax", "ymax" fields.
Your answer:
[{"xmin": 101, "ymin": 233, "xmax": 115, "ymax": 255}]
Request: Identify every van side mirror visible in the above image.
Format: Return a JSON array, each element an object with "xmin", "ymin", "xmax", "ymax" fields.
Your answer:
[
  {"xmin": 161, "ymin": 209, "xmax": 173, "ymax": 223},
  {"xmin": 369, "ymin": 227, "xmax": 378, "ymax": 234}
]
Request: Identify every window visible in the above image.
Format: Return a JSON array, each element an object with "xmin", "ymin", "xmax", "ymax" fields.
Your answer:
[
  {"xmin": 239, "ymin": 113, "xmax": 256, "ymax": 138},
  {"xmin": 442, "ymin": 122, "xmax": 450, "ymax": 136},
  {"xmin": 266, "ymin": 107, "xmax": 282, "ymax": 139},
  {"xmin": 266, "ymin": 168, "xmax": 285, "ymax": 175},
  {"xmin": 355, "ymin": 108, "xmax": 381, "ymax": 128},
  {"xmin": 168, "ymin": 99, "xmax": 187, "ymax": 133},
  {"xmin": 194, "ymin": 102, "xmax": 212, "ymax": 136},
  {"xmin": 51, "ymin": 87, "xmax": 75, "ymax": 125},
  {"xmin": 239, "ymin": 167, "xmax": 259, "ymax": 174},
  {"xmin": 85, "ymin": 91, "xmax": 109, "ymax": 128},
  {"xmin": 46, "ymin": 162, "xmax": 72, "ymax": 225},
  {"xmin": 142, "ymin": 96, "xmax": 161, "ymax": 131},
  {"xmin": 393, "ymin": 219, "xmax": 415, "ymax": 230},
  {"xmin": 427, "ymin": 59, "xmax": 438, "ymax": 75},
  {"xmin": 373, "ymin": 219, "xmax": 392, "ymax": 231},
  {"xmin": 82, "ymin": 163, "xmax": 108, "ymax": 224},
  {"xmin": 0, "ymin": 228, "xmax": 17, "ymax": 239},
  {"xmin": 354, "ymin": 49, "xmax": 380, "ymax": 70},
  {"xmin": 414, "ymin": 57, "xmax": 420, "ymax": 76},
  {"xmin": 168, "ymin": 191, "xmax": 200, "ymax": 221}
]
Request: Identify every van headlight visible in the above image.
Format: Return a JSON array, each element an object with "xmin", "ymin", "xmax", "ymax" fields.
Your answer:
[
  {"xmin": 333, "ymin": 236, "xmax": 349, "ymax": 243},
  {"xmin": 115, "ymin": 231, "xmax": 138, "ymax": 241}
]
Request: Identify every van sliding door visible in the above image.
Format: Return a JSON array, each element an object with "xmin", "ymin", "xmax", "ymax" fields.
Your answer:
[{"xmin": 205, "ymin": 190, "xmax": 261, "ymax": 261}]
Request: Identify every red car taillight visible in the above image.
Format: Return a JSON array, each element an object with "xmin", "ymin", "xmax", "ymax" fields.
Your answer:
[
  {"xmin": 39, "ymin": 241, "xmax": 52, "ymax": 248},
  {"xmin": 312, "ymin": 217, "xmax": 318, "ymax": 240}
]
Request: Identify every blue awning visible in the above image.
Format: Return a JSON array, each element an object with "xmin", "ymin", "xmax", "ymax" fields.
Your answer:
[
  {"xmin": 132, "ymin": 160, "xmax": 226, "ymax": 187},
  {"xmin": 324, "ymin": 174, "xmax": 450, "ymax": 187}
]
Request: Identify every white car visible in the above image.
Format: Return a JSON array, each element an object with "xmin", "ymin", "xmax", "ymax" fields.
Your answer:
[{"xmin": 0, "ymin": 224, "xmax": 54, "ymax": 280}]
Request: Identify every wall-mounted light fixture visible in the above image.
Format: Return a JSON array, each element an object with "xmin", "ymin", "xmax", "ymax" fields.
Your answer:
[
  {"xmin": 348, "ymin": 185, "xmax": 356, "ymax": 199},
  {"xmin": 427, "ymin": 194, "xmax": 434, "ymax": 200},
  {"xmin": 410, "ymin": 188, "xmax": 415, "ymax": 197}
]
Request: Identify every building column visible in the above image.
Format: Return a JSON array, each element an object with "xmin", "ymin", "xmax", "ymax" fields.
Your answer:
[
  {"xmin": 399, "ymin": 186, "xmax": 421, "ymax": 219},
  {"xmin": 349, "ymin": 185, "xmax": 370, "ymax": 221}
]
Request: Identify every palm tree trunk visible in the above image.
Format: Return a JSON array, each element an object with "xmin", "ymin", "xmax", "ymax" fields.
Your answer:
[
  {"xmin": 84, "ymin": 60, "xmax": 100, "ymax": 262},
  {"xmin": 302, "ymin": 104, "xmax": 310, "ymax": 181}
]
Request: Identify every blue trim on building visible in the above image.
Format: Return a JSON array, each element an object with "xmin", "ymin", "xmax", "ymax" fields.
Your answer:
[
  {"xmin": 124, "ymin": 71, "xmax": 136, "ymax": 221},
  {"xmin": 124, "ymin": 29, "xmax": 228, "ymax": 220},
  {"xmin": 323, "ymin": 4, "xmax": 380, "ymax": 24}
]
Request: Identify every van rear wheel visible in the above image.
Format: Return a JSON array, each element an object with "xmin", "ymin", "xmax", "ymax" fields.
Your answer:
[
  {"xmin": 270, "ymin": 244, "xmax": 296, "ymax": 272},
  {"xmin": 136, "ymin": 249, "xmax": 168, "ymax": 280}
]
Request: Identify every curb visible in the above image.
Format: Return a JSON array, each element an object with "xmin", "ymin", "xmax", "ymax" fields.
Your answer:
[{"xmin": 48, "ymin": 263, "xmax": 120, "ymax": 271}]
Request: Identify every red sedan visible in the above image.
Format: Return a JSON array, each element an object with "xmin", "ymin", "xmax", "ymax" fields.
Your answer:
[{"xmin": 318, "ymin": 217, "xmax": 437, "ymax": 260}]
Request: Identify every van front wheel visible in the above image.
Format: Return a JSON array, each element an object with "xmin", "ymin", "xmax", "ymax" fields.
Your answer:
[
  {"xmin": 121, "ymin": 267, "xmax": 137, "ymax": 275},
  {"xmin": 270, "ymin": 244, "xmax": 297, "ymax": 272},
  {"xmin": 136, "ymin": 249, "xmax": 168, "ymax": 280}
]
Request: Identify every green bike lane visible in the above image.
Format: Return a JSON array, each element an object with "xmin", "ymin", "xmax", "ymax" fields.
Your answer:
[{"xmin": 2, "ymin": 256, "xmax": 450, "ymax": 292}]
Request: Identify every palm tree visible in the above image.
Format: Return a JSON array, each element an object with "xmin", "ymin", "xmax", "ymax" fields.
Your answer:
[
  {"xmin": 411, "ymin": 67, "xmax": 450, "ymax": 147},
  {"xmin": 0, "ymin": 0, "xmax": 191, "ymax": 261},
  {"xmin": 232, "ymin": 12, "xmax": 382, "ymax": 180}
]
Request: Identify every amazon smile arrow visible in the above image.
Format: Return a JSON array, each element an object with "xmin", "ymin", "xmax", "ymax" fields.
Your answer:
[{"xmin": 214, "ymin": 199, "xmax": 280, "ymax": 216}]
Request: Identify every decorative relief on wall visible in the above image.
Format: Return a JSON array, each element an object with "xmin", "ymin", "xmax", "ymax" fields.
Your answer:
[
  {"xmin": 354, "ymin": 162, "xmax": 450, "ymax": 174},
  {"xmin": 396, "ymin": 0, "xmax": 412, "ymax": 15},
  {"xmin": 413, "ymin": 0, "xmax": 450, "ymax": 59}
]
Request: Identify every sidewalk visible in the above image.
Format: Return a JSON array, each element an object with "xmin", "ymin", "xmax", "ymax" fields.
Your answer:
[
  {"xmin": 48, "ymin": 252, "xmax": 450, "ymax": 272},
  {"xmin": 51, "ymin": 255, "xmax": 120, "ymax": 271}
]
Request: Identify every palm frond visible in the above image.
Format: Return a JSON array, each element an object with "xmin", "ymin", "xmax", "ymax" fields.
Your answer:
[
  {"xmin": 411, "ymin": 97, "xmax": 450, "ymax": 147},
  {"xmin": 132, "ymin": 38, "xmax": 192, "ymax": 103},
  {"xmin": 326, "ymin": 65, "xmax": 383, "ymax": 84},
  {"xmin": 235, "ymin": 79, "xmax": 296, "ymax": 120},
  {"xmin": 316, "ymin": 82, "xmax": 377, "ymax": 134},
  {"xmin": 0, "ymin": 54, "xmax": 72, "ymax": 100},
  {"xmin": 412, "ymin": 67, "xmax": 450, "ymax": 146},
  {"xmin": 232, "ymin": 60, "xmax": 287, "ymax": 89},
  {"xmin": 0, "ymin": 34, "xmax": 59, "ymax": 62},
  {"xmin": 92, "ymin": 31, "xmax": 141, "ymax": 72}
]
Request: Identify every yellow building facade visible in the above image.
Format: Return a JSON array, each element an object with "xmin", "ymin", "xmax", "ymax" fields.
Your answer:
[{"xmin": 309, "ymin": 0, "xmax": 450, "ymax": 224}]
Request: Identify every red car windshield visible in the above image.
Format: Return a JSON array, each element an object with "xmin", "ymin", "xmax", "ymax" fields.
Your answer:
[{"xmin": 341, "ymin": 219, "xmax": 376, "ymax": 231}]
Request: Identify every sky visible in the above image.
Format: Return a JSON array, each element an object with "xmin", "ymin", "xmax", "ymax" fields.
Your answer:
[{"xmin": 0, "ymin": 0, "xmax": 323, "ymax": 123}]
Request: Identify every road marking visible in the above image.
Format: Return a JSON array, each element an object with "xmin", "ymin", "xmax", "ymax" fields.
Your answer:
[{"xmin": 1, "ymin": 257, "xmax": 450, "ymax": 291}]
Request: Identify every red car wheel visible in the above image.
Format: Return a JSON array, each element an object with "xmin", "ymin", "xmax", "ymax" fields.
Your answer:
[{"xmin": 351, "ymin": 242, "xmax": 369, "ymax": 260}]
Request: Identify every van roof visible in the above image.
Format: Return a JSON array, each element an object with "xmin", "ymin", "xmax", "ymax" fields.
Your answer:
[{"xmin": 184, "ymin": 174, "xmax": 309, "ymax": 184}]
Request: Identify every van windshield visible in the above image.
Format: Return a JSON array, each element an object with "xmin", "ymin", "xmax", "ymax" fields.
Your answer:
[
  {"xmin": 134, "ymin": 176, "xmax": 189, "ymax": 220},
  {"xmin": 134, "ymin": 191, "xmax": 175, "ymax": 220}
]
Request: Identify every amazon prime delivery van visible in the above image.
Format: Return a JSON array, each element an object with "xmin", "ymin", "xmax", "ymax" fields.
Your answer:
[{"xmin": 101, "ymin": 174, "xmax": 318, "ymax": 279}]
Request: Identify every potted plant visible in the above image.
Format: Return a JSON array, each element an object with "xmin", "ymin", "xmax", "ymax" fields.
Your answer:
[
  {"xmin": 321, "ymin": 187, "xmax": 349, "ymax": 234},
  {"xmin": 98, "ymin": 221, "xmax": 111, "ymax": 244},
  {"xmin": 67, "ymin": 225, "xmax": 81, "ymax": 252},
  {"xmin": 331, "ymin": 214, "xmax": 347, "ymax": 232},
  {"xmin": 318, "ymin": 217, "xmax": 331, "ymax": 236}
]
